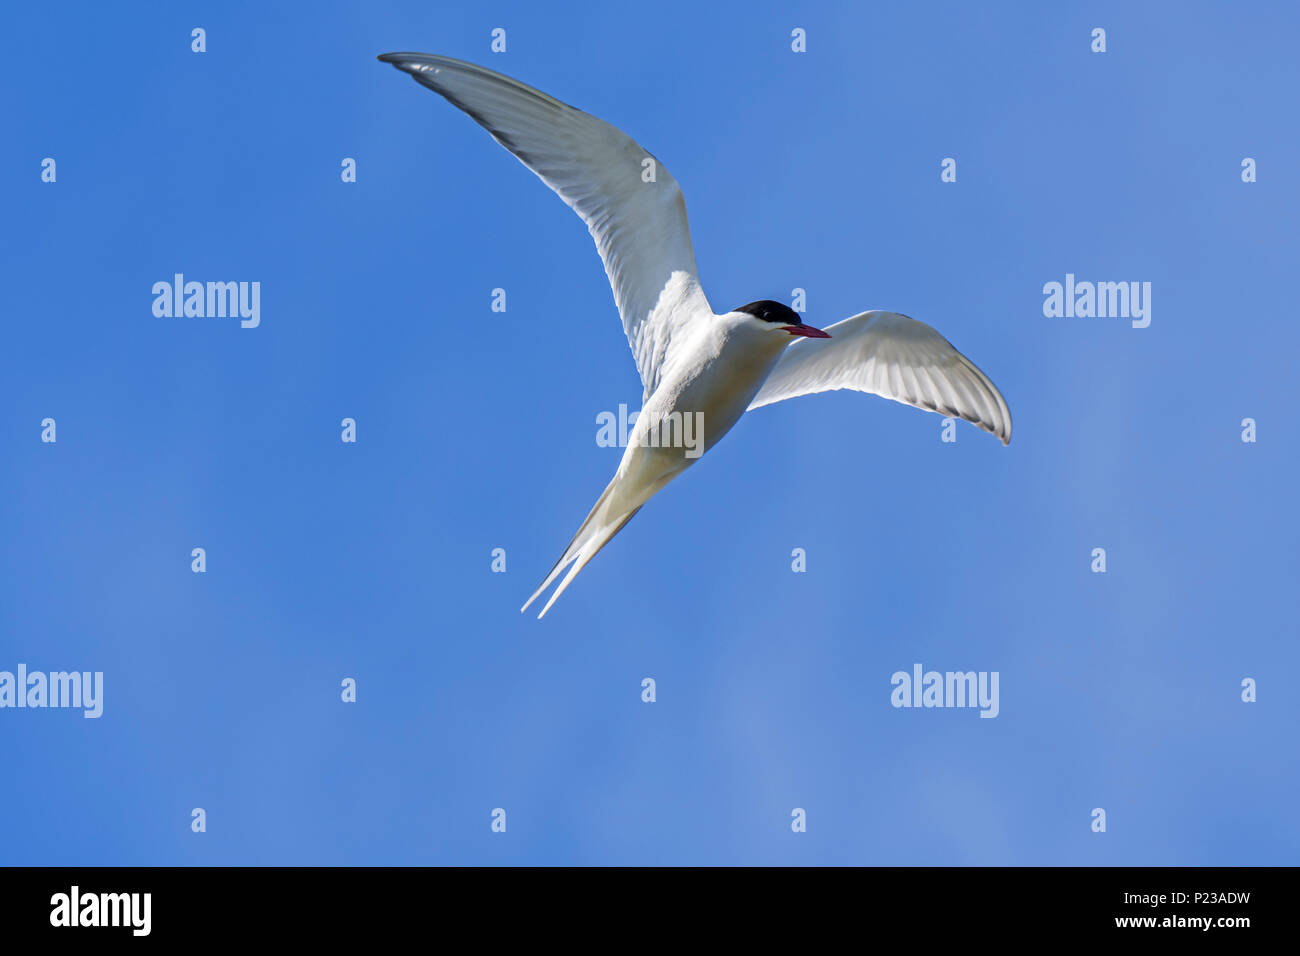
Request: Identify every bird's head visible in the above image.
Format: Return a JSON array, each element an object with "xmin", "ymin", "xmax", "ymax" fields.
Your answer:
[{"xmin": 732, "ymin": 300, "xmax": 830, "ymax": 341}]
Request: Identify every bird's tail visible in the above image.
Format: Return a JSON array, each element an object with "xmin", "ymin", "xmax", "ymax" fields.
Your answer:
[{"xmin": 521, "ymin": 476, "xmax": 646, "ymax": 619}]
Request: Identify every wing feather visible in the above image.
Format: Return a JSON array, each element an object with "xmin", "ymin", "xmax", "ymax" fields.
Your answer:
[
  {"xmin": 749, "ymin": 311, "xmax": 1012, "ymax": 444},
  {"xmin": 379, "ymin": 53, "xmax": 710, "ymax": 398}
]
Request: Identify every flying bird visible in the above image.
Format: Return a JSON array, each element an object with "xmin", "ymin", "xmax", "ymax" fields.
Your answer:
[{"xmin": 378, "ymin": 53, "xmax": 1012, "ymax": 618}]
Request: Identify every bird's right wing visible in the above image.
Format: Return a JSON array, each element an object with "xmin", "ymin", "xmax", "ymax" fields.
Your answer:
[
  {"xmin": 379, "ymin": 53, "xmax": 711, "ymax": 400},
  {"xmin": 749, "ymin": 311, "xmax": 1012, "ymax": 444}
]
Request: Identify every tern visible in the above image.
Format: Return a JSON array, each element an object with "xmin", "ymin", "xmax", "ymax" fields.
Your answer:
[{"xmin": 379, "ymin": 53, "xmax": 1012, "ymax": 618}]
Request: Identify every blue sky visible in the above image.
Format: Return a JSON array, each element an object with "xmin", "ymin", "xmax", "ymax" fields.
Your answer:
[{"xmin": 2, "ymin": 0, "xmax": 1296, "ymax": 865}]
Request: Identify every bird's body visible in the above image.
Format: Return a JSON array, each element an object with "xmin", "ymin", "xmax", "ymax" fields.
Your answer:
[
  {"xmin": 524, "ymin": 304, "xmax": 798, "ymax": 616},
  {"xmin": 379, "ymin": 52, "xmax": 1013, "ymax": 617}
]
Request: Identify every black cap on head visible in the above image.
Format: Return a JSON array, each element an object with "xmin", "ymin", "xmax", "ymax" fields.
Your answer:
[{"xmin": 734, "ymin": 300, "xmax": 803, "ymax": 325}]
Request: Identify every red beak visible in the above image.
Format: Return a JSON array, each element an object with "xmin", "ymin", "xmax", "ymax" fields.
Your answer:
[{"xmin": 781, "ymin": 325, "xmax": 831, "ymax": 339}]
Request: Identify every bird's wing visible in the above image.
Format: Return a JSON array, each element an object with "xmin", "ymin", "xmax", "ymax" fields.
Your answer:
[
  {"xmin": 748, "ymin": 311, "xmax": 1012, "ymax": 444},
  {"xmin": 379, "ymin": 53, "xmax": 711, "ymax": 400}
]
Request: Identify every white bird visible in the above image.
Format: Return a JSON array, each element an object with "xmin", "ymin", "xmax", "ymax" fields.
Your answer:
[{"xmin": 379, "ymin": 53, "xmax": 1012, "ymax": 618}]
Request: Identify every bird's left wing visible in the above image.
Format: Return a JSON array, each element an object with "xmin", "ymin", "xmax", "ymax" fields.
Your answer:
[
  {"xmin": 379, "ymin": 52, "xmax": 711, "ymax": 400},
  {"xmin": 748, "ymin": 311, "xmax": 1012, "ymax": 444}
]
